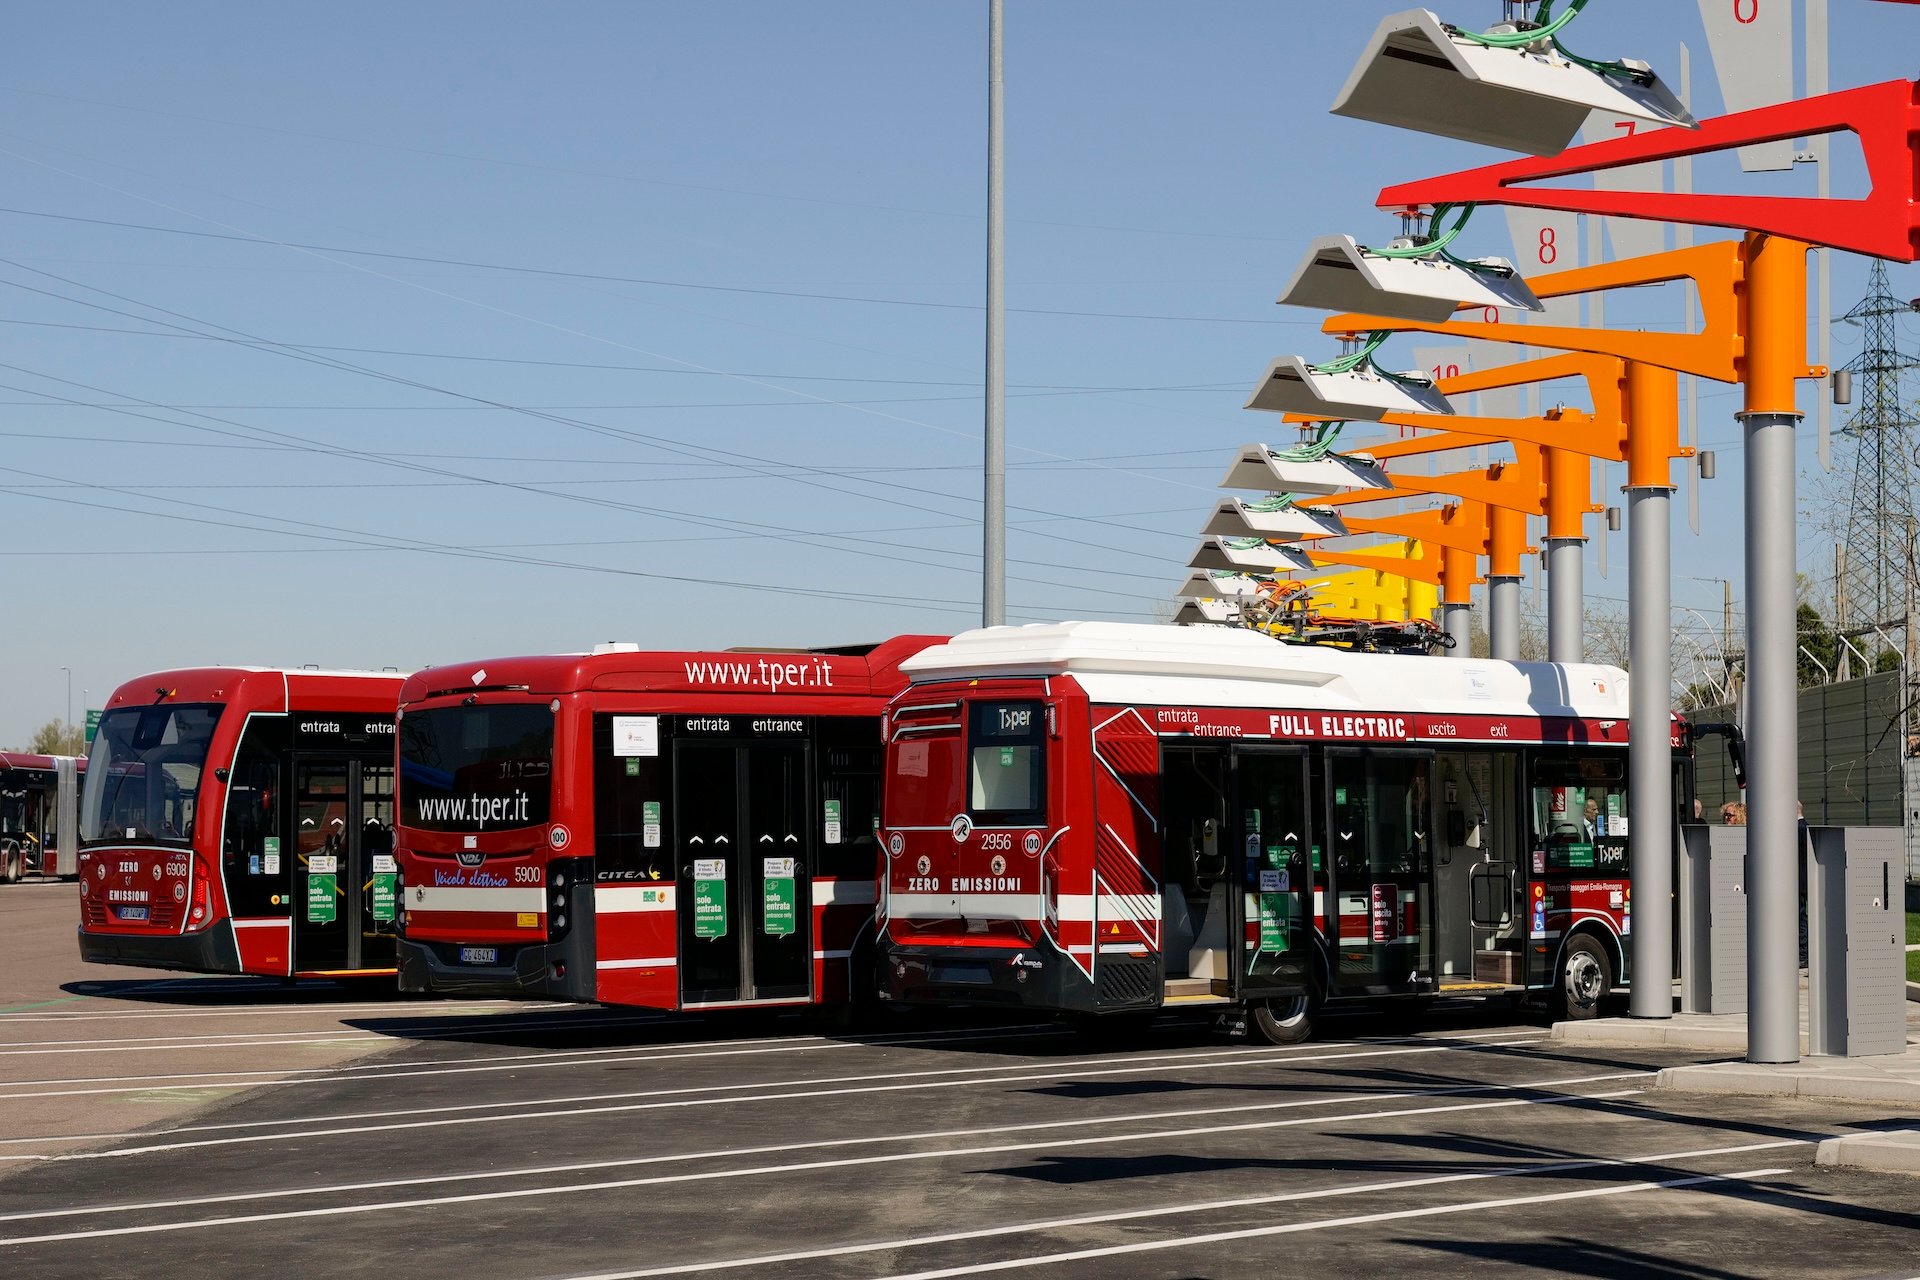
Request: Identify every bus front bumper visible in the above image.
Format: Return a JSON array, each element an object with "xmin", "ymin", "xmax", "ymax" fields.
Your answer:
[{"xmin": 396, "ymin": 937, "xmax": 587, "ymax": 1001}]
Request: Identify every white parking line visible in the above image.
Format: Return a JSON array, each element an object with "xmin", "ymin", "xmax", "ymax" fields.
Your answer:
[
  {"xmin": 0, "ymin": 1080, "xmax": 1645, "ymax": 1245},
  {"xmin": 0, "ymin": 1071, "xmax": 1648, "ymax": 1223},
  {"xmin": 870, "ymin": 1169, "xmax": 1794, "ymax": 1279},
  {"xmin": 569, "ymin": 1139, "xmax": 1807, "ymax": 1278},
  {"xmin": 0, "ymin": 1009, "xmax": 677, "ymax": 1053},
  {"xmin": 0, "ymin": 1022, "xmax": 1070, "ymax": 1102},
  {"xmin": 3, "ymin": 1037, "xmax": 1547, "ymax": 1160},
  {"xmin": 0, "ymin": 999, "xmax": 533, "ymax": 1024}
]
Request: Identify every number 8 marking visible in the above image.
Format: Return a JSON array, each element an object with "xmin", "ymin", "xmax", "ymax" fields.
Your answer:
[{"xmin": 1538, "ymin": 227, "xmax": 1558, "ymax": 265}]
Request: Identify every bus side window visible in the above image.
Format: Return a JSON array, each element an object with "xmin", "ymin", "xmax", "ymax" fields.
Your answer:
[{"xmin": 593, "ymin": 715, "xmax": 668, "ymax": 883}]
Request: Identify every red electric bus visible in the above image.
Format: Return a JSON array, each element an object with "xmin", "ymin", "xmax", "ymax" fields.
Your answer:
[
  {"xmin": 394, "ymin": 637, "xmax": 941, "ymax": 1011},
  {"xmin": 877, "ymin": 622, "xmax": 1690, "ymax": 1043},
  {"xmin": 1, "ymin": 753, "xmax": 83, "ymax": 883},
  {"xmin": 78, "ymin": 667, "xmax": 408, "ymax": 979}
]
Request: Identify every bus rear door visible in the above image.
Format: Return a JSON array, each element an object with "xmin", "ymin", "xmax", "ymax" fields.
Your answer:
[
  {"xmin": 1323, "ymin": 748, "xmax": 1436, "ymax": 995},
  {"xmin": 1229, "ymin": 746, "xmax": 1313, "ymax": 1000},
  {"xmin": 674, "ymin": 735, "xmax": 812, "ymax": 1004}
]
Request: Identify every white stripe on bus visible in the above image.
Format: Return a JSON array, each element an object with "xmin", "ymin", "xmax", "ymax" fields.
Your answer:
[
  {"xmin": 409, "ymin": 886, "xmax": 547, "ymax": 913},
  {"xmin": 889, "ymin": 892, "xmax": 1035, "ymax": 919},
  {"xmin": 811, "ymin": 880, "xmax": 877, "ymax": 906},
  {"xmin": 595, "ymin": 958, "xmax": 676, "ymax": 970},
  {"xmin": 595, "ymin": 886, "xmax": 676, "ymax": 913}
]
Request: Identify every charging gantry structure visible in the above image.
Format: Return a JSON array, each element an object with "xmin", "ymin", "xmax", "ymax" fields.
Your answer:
[{"xmin": 1197, "ymin": 1, "xmax": 1920, "ymax": 1064}]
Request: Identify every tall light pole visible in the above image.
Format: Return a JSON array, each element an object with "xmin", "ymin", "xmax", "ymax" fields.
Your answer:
[
  {"xmin": 982, "ymin": 0, "xmax": 1006, "ymax": 627},
  {"xmin": 59, "ymin": 666, "xmax": 71, "ymax": 750}
]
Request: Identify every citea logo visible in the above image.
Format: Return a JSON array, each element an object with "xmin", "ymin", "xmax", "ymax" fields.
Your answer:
[{"xmin": 950, "ymin": 814, "xmax": 973, "ymax": 843}]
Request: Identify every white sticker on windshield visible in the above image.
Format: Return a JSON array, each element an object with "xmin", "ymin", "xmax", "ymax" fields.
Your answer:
[{"xmin": 613, "ymin": 715, "xmax": 659, "ymax": 758}]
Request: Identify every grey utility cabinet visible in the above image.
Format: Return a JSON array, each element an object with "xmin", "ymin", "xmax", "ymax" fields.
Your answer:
[
  {"xmin": 1807, "ymin": 826, "xmax": 1908, "ymax": 1057},
  {"xmin": 1680, "ymin": 824, "xmax": 1748, "ymax": 1015}
]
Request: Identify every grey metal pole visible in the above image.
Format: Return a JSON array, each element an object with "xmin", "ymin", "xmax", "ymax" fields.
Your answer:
[
  {"xmin": 1488, "ymin": 576, "xmax": 1522, "ymax": 660},
  {"xmin": 1547, "ymin": 538, "xmax": 1584, "ymax": 663},
  {"xmin": 1627, "ymin": 488, "xmax": 1674, "ymax": 1017},
  {"xmin": 1442, "ymin": 602, "xmax": 1473, "ymax": 658},
  {"xmin": 981, "ymin": 0, "xmax": 1007, "ymax": 628},
  {"xmin": 1744, "ymin": 407, "xmax": 1801, "ymax": 1062}
]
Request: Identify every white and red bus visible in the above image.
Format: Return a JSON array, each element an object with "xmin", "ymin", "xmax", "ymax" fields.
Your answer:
[
  {"xmin": 1, "ymin": 752, "xmax": 83, "ymax": 883},
  {"xmin": 393, "ymin": 638, "xmax": 941, "ymax": 1011},
  {"xmin": 78, "ymin": 667, "xmax": 408, "ymax": 979},
  {"xmin": 877, "ymin": 622, "xmax": 1690, "ymax": 1042}
]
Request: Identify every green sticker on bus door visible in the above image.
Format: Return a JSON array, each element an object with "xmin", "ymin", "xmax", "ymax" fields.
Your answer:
[
  {"xmin": 823, "ymin": 799, "xmax": 842, "ymax": 846},
  {"xmin": 693, "ymin": 859, "xmax": 727, "ymax": 939},
  {"xmin": 370, "ymin": 873, "xmax": 396, "ymax": 922},
  {"xmin": 1257, "ymin": 867, "xmax": 1291, "ymax": 951},
  {"xmin": 763, "ymin": 857, "xmax": 796, "ymax": 936},
  {"xmin": 308, "ymin": 873, "xmax": 337, "ymax": 924}
]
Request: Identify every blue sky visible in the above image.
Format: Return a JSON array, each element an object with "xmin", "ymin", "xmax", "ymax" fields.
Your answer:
[{"xmin": 3, "ymin": 1, "xmax": 1918, "ymax": 743}]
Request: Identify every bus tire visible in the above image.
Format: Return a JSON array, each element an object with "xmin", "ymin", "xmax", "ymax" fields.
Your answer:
[
  {"xmin": 1251, "ymin": 992, "xmax": 1316, "ymax": 1045},
  {"xmin": 1554, "ymin": 935, "xmax": 1612, "ymax": 1021},
  {"xmin": 0, "ymin": 841, "xmax": 20, "ymax": 884}
]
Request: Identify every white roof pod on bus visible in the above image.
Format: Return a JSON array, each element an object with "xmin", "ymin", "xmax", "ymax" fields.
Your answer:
[
  {"xmin": 1175, "ymin": 570, "xmax": 1267, "ymax": 601},
  {"xmin": 1246, "ymin": 356, "xmax": 1454, "ymax": 422},
  {"xmin": 1330, "ymin": 8, "xmax": 1696, "ymax": 156},
  {"xmin": 1277, "ymin": 235, "xmax": 1544, "ymax": 325},
  {"xmin": 1219, "ymin": 443, "xmax": 1394, "ymax": 498},
  {"xmin": 1203, "ymin": 498, "xmax": 1348, "ymax": 541},
  {"xmin": 1188, "ymin": 537, "xmax": 1315, "ymax": 575},
  {"xmin": 898, "ymin": 621, "xmax": 1632, "ymax": 723}
]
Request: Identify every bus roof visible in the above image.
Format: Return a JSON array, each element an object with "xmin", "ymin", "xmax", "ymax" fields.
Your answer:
[
  {"xmin": 399, "ymin": 636, "xmax": 947, "ymax": 704},
  {"xmin": 899, "ymin": 622, "xmax": 1633, "ymax": 722},
  {"xmin": 101, "ymin": 667, "xmax": 408, "ymax": 716},
  {"xmin": 0, "ymin": 752, "xmax": 83, "ymax": 772}
]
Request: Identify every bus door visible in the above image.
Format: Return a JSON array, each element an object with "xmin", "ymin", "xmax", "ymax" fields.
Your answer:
[
  {"xmin": 1229, "ymin": 746, "xmax": 1312, "ymax": 999},
  {"xmin": 674, "ymin": 738, "xmax": 813, "ymax": 1003},
  {"xmin": 292, "ymin": 756, "xmax": 397, "ymax": 973},
  {"xmin": 1323, "ymin": 748, "xmax": 1435, "ymax": 994}
]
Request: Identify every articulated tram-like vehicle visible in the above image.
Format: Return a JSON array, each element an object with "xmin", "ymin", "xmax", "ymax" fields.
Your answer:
[{"xmin": 876, "ymin": 622, "xmax": 1688, "ymax": 1042}]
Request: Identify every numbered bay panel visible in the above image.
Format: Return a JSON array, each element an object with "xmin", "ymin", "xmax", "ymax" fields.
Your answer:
[{"xmin": 1696, "ymin": 0, "xmax": 1798, "ymax": 171}]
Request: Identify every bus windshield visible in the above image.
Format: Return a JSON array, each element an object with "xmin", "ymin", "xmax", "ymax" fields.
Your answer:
[
  {"xmin": 81, "ymin": 704, "xmax": 222, "ymax": 846},
  {"xmin": 399, "ymin": 704, "xmax": 553, "ymax": 832}
]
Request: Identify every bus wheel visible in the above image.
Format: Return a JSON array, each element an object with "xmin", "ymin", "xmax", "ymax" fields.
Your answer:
[
  {"xmin": 1251, "ymin": 993, "xmax": 1316, "ymax": 1045},
  {"xmin": 0, "ymin": 841, "xmax": 21, "ymax": 884},
  {"xmin": 1554, "ymin": 936, "xmax": 1612, "ymax": 1021}
]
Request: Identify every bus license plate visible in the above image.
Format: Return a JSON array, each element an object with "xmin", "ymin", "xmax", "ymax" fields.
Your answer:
[
  {"xmin": 459, "ymin": 947, "xmax": 498, "ymax": 966},
  {"xmin": 116, "ymin": 906, "xmax": 149, "ymax": 921}
]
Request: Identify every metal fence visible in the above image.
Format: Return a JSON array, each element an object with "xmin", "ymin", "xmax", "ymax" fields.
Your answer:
[{"xmin": 1692, "ymin": 672, "xmax": 1906, "ymax": 841}]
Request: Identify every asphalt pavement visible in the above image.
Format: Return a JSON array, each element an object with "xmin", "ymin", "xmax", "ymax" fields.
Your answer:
[{"xmin": 4, "ymin": 882, "xmax": 1919, "ymax": 1279}]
